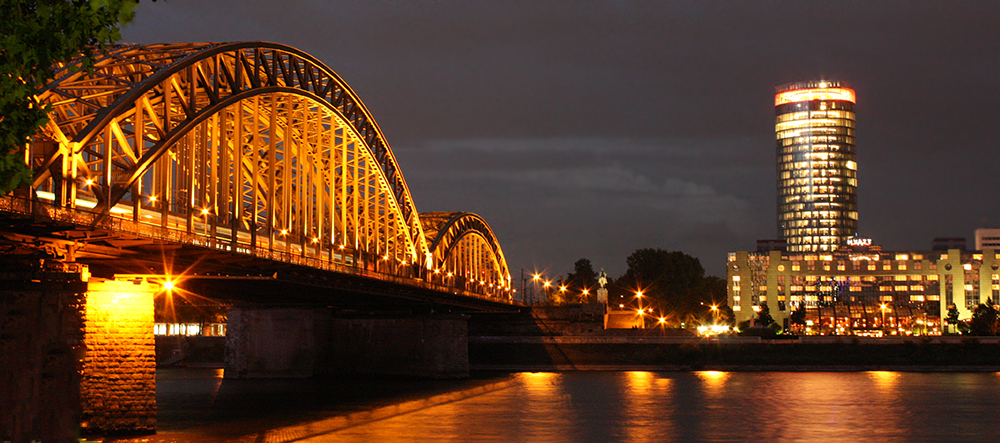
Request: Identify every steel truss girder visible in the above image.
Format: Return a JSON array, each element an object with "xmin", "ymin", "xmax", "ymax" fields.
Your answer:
[
  {"xmin": 421, "ymin": 211, "xmax": 511, "ymax": 291},
  {"xmin": 32, "ymin": 42, "xmax": 425, "ymax": 260},
  {"xmin": 26, "ymin": 41, "xmax": 512, "ymax": 298}
]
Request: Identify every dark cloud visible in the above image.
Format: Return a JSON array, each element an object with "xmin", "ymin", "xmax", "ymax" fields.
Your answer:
[{"xmin": 123, "ymin": 1, "xmax": 1000, "ymax": 277}]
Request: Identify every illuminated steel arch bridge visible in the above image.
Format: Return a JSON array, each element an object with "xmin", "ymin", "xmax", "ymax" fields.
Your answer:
[{"xmin": 9, "ymin": 42, "xmax": 513, "ymax": 306}]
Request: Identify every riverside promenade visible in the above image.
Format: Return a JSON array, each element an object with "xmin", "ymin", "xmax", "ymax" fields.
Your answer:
[{"xmin": 468, "ymin": 335, "xmax": 1000, "ymax": 372}]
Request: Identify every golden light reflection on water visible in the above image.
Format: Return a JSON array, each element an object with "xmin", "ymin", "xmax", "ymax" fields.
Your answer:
[
  {"xmin": 623, "ymin": 372, "xmax": 673, "ymax": 443},
  {"xmin": 149, "ymin": 371, "xmax": 1000, "ymax": 443},
  {"xmin": 694, "ymin": 370, "xmax": 729, "ymax": 395},
  {"xmin": 867, "ymin": 370, "xmax": 900, "ymax": 391}
]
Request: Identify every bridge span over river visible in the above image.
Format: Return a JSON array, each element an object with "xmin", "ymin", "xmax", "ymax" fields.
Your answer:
[{"xmin": 0, "ymin": 42, "xmax": 519, "ymax": 437}]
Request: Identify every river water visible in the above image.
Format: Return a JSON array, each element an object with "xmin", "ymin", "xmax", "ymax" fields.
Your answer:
[{"xmin": 109, "ymin": 368, "xmax": 1000, "ymax": 442}]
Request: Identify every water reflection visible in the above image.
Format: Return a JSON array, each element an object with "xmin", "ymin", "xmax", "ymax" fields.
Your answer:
[
  {"xmin": 694, "ymin": 370, "xmax": 729, "ymax": 394},
  {"xmin": 622, "ymin": 372, "xmax": 673, "ymax": 442},
  {"xmin": 115, "ymin": 370, "xmax": 1000, "ymax": 442}
]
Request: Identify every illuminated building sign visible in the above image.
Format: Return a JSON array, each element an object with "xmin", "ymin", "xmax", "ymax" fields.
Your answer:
[
  {"xmin": 775, "ymin": 87, "xmax": 856, "ymax": 106},
  {"xmin": 846, "ymin": 237, "xmax": 872, "ymax": 247}
]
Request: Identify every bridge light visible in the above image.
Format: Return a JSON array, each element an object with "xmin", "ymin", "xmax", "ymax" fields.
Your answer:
[
  {"xmin": 434, "ymin": 269, "xmax": 440, "ymax": 274},
  {"xmin": 200, "ymin": 208, "xmax": 210, "ymax": 215},
  {"xmin": 148, "ymin": 196, "xmax": 157, "ymax": 202},
  {"xmin": 84, "ymin": 178, "xmax": 95, "ymax": 186},
  {"xmin": 447, "ymin": 272, "xmax": 453, "ymax": 277},
  {"xmin": 637, "ymin": 309, "xmax": 644, "ymax": 315},
  {"xmin": 532, "ymin": 274, "xmax": 541, "ymax": 281},
  {"xmin": 401, "ymin": 260, "xmax": 407, "ymax": 265},
  {"xmin": 311, "ymin": 237, "xmax": 319, "ymax": 243},
  {"xmin": 163, "ymin": 280, "xmax": 174, "ymax": 291},
  {"xmin": 559, "ymin": 285, "xmax": 567, "ymax": 292},
  {"xmin": 338, "ymin": 244, "xmax": 345, "ymax": 249},
  {"xmin": 659, "ymin": 317, "xmax": 666, "ymax": 324},
  {"xmin": 582, "ymin": 289, "xmax": 589, "ymax": 295},
  {"xmin": 543, "ymin": 281, "xmax": 551, "ymax": 288},
  {"xmin": 280, "ymin": 229, "xmax": 288, "ymax": 236},
  {"xmin": 383, "ymin": 255, "xmax": 389, "ymax": 260}
]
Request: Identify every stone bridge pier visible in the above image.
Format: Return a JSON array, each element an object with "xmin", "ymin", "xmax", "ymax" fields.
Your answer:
[
  {"xmin": 1, "ymin": 261, "xmax": 158, "ymax": 440},
  {"xmin": 225, "ymin": 306, "xmax": 469, "ymax": 379}
]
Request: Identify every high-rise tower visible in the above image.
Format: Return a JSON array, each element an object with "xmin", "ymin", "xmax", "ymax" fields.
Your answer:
[{"xmin": 775, "ymin": 80, "xmax": 858, "ymax": 252}]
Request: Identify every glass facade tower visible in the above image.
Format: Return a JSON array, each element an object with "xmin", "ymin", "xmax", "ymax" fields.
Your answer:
[{"xmin": 775, "ymin": 80, "xmax": 858, "ymax": 252}]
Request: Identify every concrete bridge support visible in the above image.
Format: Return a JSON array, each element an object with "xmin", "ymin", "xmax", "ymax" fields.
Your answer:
[{"xmin": 225, "ymin": 307, "xmax": 469, "ymax": 379}]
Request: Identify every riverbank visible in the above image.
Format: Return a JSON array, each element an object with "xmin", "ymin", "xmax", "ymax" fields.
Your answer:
[{"xmin": 468, "ymin": 336, "xmax": 1000, "ymax": 371}]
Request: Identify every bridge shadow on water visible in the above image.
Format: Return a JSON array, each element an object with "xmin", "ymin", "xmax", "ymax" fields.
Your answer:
[{"xmin": 102, "ymin": 368, "xmax": 519, "ymax": 443}]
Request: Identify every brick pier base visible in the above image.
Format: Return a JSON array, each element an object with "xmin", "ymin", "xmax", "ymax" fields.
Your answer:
[{"xmin": 80, "ymin": 279, "xmax": 158, "ymax": 435}]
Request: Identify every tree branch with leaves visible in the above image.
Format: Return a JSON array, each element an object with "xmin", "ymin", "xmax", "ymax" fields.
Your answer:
[{"xmin": 0, "ymin": 0, "xmax": 138, "ymax": 194}]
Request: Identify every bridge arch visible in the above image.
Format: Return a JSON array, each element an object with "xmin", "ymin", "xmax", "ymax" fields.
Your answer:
[
  {"xmin": 421, "ymin": 212, "xmax": 512, "ymax": 298},
  {"xmin": 26, "ymin": 42, "xmax": 512, "ymax": 299}
]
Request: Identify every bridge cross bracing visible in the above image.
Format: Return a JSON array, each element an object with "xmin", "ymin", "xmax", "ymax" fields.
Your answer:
[{"xmin": 8, "ymin": 41, "xmax": 513, "ymax": 303}]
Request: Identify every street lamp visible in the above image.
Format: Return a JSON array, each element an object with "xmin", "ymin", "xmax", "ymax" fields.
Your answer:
[
  {"xmin": 880, "ymin": 303, "xmax": 888, "ymax": 336},
  {"xmin": 635, "ymin": 291, "xmax": 645, "ymax": 329}
]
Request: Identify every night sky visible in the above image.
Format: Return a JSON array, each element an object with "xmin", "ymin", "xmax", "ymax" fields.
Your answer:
[{"xmin": 122, "ymin": 1, "xmax": 1000, "ymax": 278}]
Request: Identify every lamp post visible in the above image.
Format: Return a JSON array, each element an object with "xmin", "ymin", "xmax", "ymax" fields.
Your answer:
[
  {"xmin": 880, "ymin": 303, "xmax": 888, "ymax": 337},
  {"xmin": 636, "ymin": 291, "xmax": 645, "ymax": 329}
]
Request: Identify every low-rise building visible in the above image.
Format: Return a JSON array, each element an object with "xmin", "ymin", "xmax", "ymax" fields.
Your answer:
[
  {"xmin": 727, "ymin": 248, "xmax": 1000, "ymax": 335},
  {"xmin": 975, "ymin": 229, "xmax": 1000, "ymax": 250}
]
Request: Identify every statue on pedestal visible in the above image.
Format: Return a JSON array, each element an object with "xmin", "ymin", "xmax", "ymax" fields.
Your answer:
[{"xmin": 596, "ymin": 269, "xmax": 609, "ymax": 304}]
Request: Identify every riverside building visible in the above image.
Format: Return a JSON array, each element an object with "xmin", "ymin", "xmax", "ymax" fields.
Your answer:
[
  {"xmin": 727, "ymin": 247, "xmax": 1000, "ymax": 335},
  {"xmin": 775, "ymin": 80, "xmax": 858, "ymax": 253},
  {"xmin": 725, "ymin": 80, "xmax": 991, "ymax": 336}
]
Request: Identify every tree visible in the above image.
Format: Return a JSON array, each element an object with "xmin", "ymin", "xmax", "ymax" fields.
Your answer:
[
  {"xmin": 565, "ymin": 258, "xmax": 598, "ymax": 302},
  {"xmin": 755, "ymin": 303, "xmax": 775, "ymax": 327},
  {"xmin": 714, "ymin": 304, "xmax": 735, "ymax": 327},
  {"xmin": 1, "ymin": 0, "xmax": 138, "ymax": 194},
  {"xmin": 789, "ymin": 303, "xmax": 806, "ymax": 326},
  {"xmin": 946, "ymin": 305, "xmax": 961, "ymax": 334},
  {"xmin": 615, "ymin": 248, "xmax": 712, "ymax": 321},
  {"xmin": 969, "ymin": 303, "xmax": 1000, "ymax": 336}
]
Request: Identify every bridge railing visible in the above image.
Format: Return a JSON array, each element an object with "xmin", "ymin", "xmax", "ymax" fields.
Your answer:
[{"xmin": 0, "ymin": 195, "xmax": 516, "ymax": 305}]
